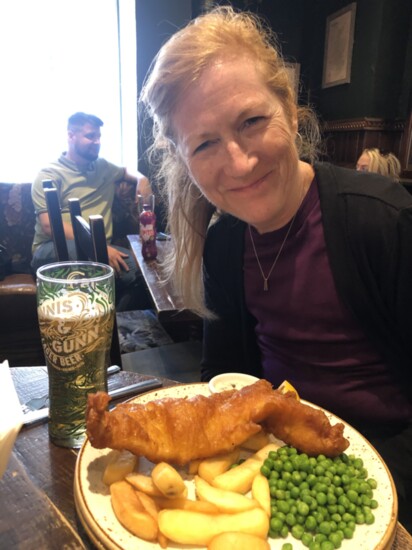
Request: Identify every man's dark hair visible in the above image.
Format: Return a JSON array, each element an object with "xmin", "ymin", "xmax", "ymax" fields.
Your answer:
[{"xmin": 67, "ymin": 112, "xmax": 104, "ymax": 130}]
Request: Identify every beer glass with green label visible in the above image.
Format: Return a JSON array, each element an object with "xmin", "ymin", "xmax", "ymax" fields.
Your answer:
[{"xmin": 36, "ymin": 262, "xmax": 115, "ymax": 448}]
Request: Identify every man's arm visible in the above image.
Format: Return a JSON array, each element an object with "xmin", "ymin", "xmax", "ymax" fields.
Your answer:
[
  {"xmin": 38, "ymin": 212, "xmax": 74, "ymax": 240},
  {"xmin": 115, "ymin": 169, "xmax": 152, "ymax": 200},
  {"xmin": 135, "ymin": 170, "xmax": 152, "ymax": 197}
]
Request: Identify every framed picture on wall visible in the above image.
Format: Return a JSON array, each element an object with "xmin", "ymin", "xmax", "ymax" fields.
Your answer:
[
  {"xmin": 285, "ymin": 62, "xmax": 301, "ymax": 100},
  {"xmin": 322, "ymin": 3, "xmax": 357, "ymax": 89}
]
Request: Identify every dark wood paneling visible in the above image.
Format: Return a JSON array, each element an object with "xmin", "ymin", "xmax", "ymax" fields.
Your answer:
[{"xmin": 322, "ymin": 117, "xmax": 405, "ymax": 170}]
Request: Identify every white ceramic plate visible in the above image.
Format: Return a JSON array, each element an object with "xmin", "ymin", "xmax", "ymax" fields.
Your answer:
[{"xmin": 74, "ymin": 383, "xmax": 398, "ymax": 550}]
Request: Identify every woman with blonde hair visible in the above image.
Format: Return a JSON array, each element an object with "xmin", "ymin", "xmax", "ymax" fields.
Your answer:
[
  {"xmin": 141, "ymin": 7, "xmax": 412, "ymax": 529},
  {"xmin": 356, "ymin": 148, "xmax": 402, "ymax": 180}
]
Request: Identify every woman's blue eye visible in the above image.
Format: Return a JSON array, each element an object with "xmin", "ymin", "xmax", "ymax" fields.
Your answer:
[
  {"xmin": 194, "ymin": 139, "xmax": 218, "ymax": 155},
  {"xmin": 243, "ymin": 116, "xmax": 263, "ymax": 128},
  {"xmin": 194, "ymin": 142, "xmax": 210, "ymax": 154}
]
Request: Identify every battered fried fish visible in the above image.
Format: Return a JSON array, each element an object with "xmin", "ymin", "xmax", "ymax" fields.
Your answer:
[{"xmin": 86, "ymin": 380, "xmax": 348, "ymax": 465}]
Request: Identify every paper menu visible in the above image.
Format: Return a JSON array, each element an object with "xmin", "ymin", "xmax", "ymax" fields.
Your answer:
[{"xmin": 0, "ymin": 360, "xmax": 23, "ymax": 478}]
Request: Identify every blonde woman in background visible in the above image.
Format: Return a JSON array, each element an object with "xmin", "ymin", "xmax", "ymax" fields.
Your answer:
[
  {"xmin": 356, "ymin": 147, "xmax": 402, "ymax": 180},
  {"xmin": 141, "ymin": 7, "xmax": 412, "ymax": 529}
]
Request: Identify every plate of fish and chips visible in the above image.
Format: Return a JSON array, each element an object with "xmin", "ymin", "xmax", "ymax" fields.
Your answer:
[{"xmin": 74, "ymin": 382, "xmax": 398, "ymax": 550}]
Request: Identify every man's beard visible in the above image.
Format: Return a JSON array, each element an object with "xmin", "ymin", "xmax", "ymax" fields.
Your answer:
[{"xmin": 77, "ymin": 145, "xmax": 100, "ymax": 162}]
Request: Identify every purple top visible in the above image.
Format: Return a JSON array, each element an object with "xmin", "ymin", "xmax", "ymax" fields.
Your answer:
[{"xmin": 244, "ymin": 179, "xmax": 412, "ymax": 428}]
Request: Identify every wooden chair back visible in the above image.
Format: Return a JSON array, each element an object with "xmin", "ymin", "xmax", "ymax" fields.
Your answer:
[
  {"xmin": 43, "ymin": 182, "xmax": 69, "ymax": 261},
  {"xmin": 68, "ymin": 198, "xmax": 109, "ymax": 264},
  {"xmin": 43, "ymin": 188, "xmax": 122, "ymax": 368}
]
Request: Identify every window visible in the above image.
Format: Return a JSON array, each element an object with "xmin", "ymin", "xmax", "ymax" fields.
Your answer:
[{"xmin": 0, "ymin": 0, "xmax": 137, "ymax": 183}]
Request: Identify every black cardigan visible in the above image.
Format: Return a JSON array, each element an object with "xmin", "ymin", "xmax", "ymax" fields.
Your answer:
[{"xmin": 202, "ymin": 162, "xmax": 412, "ymax": 393}]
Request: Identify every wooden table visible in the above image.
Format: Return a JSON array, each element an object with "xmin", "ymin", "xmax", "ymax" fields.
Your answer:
[
  {"xmin": 1, "ymin": 367, "xmax": 412, "ymax": 549},
  {"xmin": 128, "ymin": 234, "xmax": 202, "ymax": 342},
  {"xmin": 0, "ymin": 367, "xmax": 179, "ymax": 549}
]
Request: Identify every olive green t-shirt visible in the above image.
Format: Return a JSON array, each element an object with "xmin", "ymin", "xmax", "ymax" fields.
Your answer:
[{"xmin": 31, "ymin": 154, "xmax": 125, "ymax": 252}]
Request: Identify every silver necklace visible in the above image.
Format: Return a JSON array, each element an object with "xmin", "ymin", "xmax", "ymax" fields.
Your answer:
[{"xmin": 248, "ymin": 212, "xmax": 298, "ymax": 292}]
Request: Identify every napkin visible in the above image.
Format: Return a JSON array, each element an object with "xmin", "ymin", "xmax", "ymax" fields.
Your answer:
[{"xmin": 0, "ymin": 360, "xmax": 24, "ymax": 478}]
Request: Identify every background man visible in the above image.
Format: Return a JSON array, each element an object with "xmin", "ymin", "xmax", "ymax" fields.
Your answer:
[{"xmin": 31, "ymin": 112, "xmax": 151, "ymax": 310}]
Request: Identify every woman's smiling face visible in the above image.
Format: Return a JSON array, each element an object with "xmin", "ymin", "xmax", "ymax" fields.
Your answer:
[{"xmin": 172, "ymin": 56, "xmax": 301, "ymax": 233}]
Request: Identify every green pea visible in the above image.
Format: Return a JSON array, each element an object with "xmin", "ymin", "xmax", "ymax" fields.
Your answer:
[
  {"xmin": 290, "ymin": 486, "xmax": 300, "ymax": 499},
  {"xmin": 292, "ymin": 524, "xmax": 305, "ymax": 540},
  {"xmin": 270, "ymin": 517, "xmax": 284, "ymax": 532},
  {"xmin": 297, "ymin": 514, "xmax": 306, "ymax": 525},
  {"xmin": 370, "ymin": 499, "xmax": 378, "ymax": 509},
  {"xmin": 329, "ymin": 520, "xmax": 337, "ymax": 532},
  {"xmin": 320, "ymin": 541, "xmax": 335, "ymax": 550},
  {"xmin": 364, "ymin": 512, "xmax": 375, "ymax": 525},
  {"xmin": 367, "ymin": 478, "xmax": 378, "ymax": 489},
  {"xmin": 355, "ymin": 512, "xmax": 365, "ymax": 524},
  {"xmin": 307, "ymin": 474, "xmax": 317, "ymax": 487},
  {"xmin": 318, "ymin": 521, "xmax": 332, "ymax": 536},
  {"xmin": 280, "ymin": 525, "xmax": 289, "ymax": 538},
  {"xmin": 274, "ymin": 459, "xmax": 284, "ymax": 472},
  {"xmin": 327, "ymin": 493, "xmax": 337, "ymax": 505},
  {"xmin": 328, "ymin": 504, "xmax": 338, "ymax": 515},
  {"xmin": 281, "ymin": 543, "xmax": 293, "ymax": 550},
  {"xmin": 277, "ymin": 500, "xmax": 290, "ymax": 514},
  {"xmin": 328, "ymin": 532, "xmax": 342, "ymax": 549},
  {"xmin": 261, "ymin": 464, "xmax": 271, "ymax": 478},
  {"xmin": 353, "ymin": 458, "xmax": 363, "ymax": 468},
  {"xmin": 338, "ymin": 495, "xmax": 350, "ymax": 510},
  {"xmin": 343, "ymin": 527, "xmax": 354, "ymax": 539},
  {"xmin": 347, "ymin": 502, "xmax": 356, "ymax": 514},
  {"xmin": 296, "ymin": 501, "xmax": 308, "ymax": 516},
  {"xmin": 292, "ymin": 471, "xmax": 302, "ymax": 485},
  {"xmin": 302, "ymin": 532, "xmax": 313, "ymax": 547},
  {"xmin": 305, "ymin": 515, "xmax": 317, "ymax": 531},
  {"xmin": 285, "ymin": 512, "xmax": 297, "ymax": 527},
  {"xmin": 346, "ymin": 489, "xmax": 358, "ymax": 503},
  {"xmin": 315, "ymin": 465, "xmax": 326, "ymax": 476},
  {"xmin": 336, "ymin": 504, "xmax": 345, "ymax": 515},
  {"xmin": 284, "ymin": 460, "xmax": 294, "ymax": 473}
]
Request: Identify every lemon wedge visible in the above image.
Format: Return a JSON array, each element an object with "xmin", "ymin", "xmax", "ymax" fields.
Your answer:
[{"xmin": 278, "ymin": 380, "xmax": 300, "ymax": 401}]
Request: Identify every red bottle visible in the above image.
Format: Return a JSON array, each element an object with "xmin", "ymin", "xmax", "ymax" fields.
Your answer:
[{"xmin": 139, "ymin": 203, "xmax": 157, "ymax": 260}]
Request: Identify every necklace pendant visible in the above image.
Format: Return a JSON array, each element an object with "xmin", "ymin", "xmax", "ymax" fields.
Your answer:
[{"xmin": 263, "ymin": 279, "xmax": 269, "ymax": 291}]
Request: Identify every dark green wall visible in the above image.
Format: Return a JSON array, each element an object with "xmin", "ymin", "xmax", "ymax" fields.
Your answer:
[
  {"xmin": 311, "ymin": 0, "xmax": 412, "ymax": 120},
  {"xmin": 136, "ymin": 0, "xmax": 412, "ymax": 160}
]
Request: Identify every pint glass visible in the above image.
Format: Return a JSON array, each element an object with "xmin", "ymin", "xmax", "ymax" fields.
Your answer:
[{"xmin": 36, "ymin": 262, "xmax": 115, "ymax": 448}]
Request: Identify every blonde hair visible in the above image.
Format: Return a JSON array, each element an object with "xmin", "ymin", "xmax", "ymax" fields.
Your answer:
[
  {"xmin": 140, "ymin": 6, "xmax": 319, "ymax": 316},
  {"xmin": 360, "ymin": 148, "xmax": 401, "ymax": 180}
]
